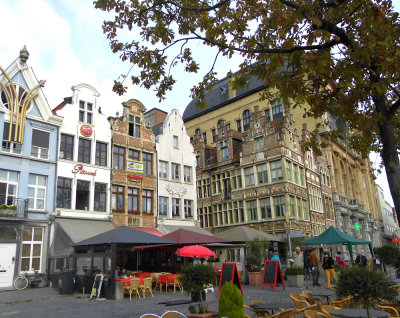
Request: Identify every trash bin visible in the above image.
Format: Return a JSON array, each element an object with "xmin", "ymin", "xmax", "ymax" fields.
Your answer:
[{"xmin": 58, "ymin": 270, "xmax": 75, "ymax": 295}]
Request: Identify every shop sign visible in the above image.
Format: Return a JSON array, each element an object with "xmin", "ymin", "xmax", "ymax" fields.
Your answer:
[
  {"xmin": 127, "ymin": 174, "xmax": 143, "ymax": 181},
  {"xmin": 80, "ymin": 125, "xmax": 93, "ymax": 137},
  {"xmin": 72, "ymin": 164, "xmax": 97, "ymax": 176}
]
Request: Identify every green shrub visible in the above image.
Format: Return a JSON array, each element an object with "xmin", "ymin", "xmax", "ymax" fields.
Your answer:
[
  {"xmin": 375, "ymin": 246, "xmax": 400, "ymax": 266},
  {"xmin": 286, "ymin": 266, "xmax": 304, "ymax": 275},
  {"xmin": 334, "ymin": 264, "xmax": 342, "ymax": 272},
  {"xmin": 218, "ymin": 282, "xmax": 245, "ymax": 318},
  {"xmin": 245, "ymin": 237, "xmax": 270, "ymax": 272},
  {"xmin": 336, "ymin": 265, "xmax": 396, "ymax": 309}
]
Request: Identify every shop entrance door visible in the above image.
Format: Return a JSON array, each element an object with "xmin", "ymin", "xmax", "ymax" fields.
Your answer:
[{"xmin": 0, "ymin": 243, "xmax": 17, "ymax": 288}]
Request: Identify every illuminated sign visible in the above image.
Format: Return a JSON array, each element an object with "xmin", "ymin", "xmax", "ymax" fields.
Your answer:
[
  {"xmin": 72, "ymin": 164, "xmax": 96, "ymax": 176},
  {"xmin": 80, "ymin": 125, "xmax": 93, "ymax": 137}
]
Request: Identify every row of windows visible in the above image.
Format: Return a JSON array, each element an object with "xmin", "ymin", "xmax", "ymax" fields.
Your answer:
[
  {"xmin": 2, "ymin": 124, "xmax": 50, "ymax": 160},
  {"xmin": 0, "ymin": 170, "xmax": 47, "ymax": 211},
  {"xmin": 198, "ymin": 195, "xmax": 309, "ymax": 227},
  {"xmin": 112, "ymin": 185, "xmax": 153, "ymax": 214},
  {"xmin": 60, "ymin": 134, "xmax": 108, "ymax": 166},
  {"xmin": 56, "ymin": 177, "xmax": 107, "ymax": 212},
  {"xmin": 159, "ymin": 161, "xmax": 192, "ymax": 183},
  {"xmin": 158, "ymin": 196, "xmax": 193, "ymax": 218},
  {"xmin": 194, "ymin": 101, "xmax": 284, "ymax": 144},
  {"xmin": 113, "ymin": 146, "xmax": 153, "ymax": 175}
]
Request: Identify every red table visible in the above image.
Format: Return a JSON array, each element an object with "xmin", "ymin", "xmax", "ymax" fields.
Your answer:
[{"xmin": 115, "ymin": 277, "xmax": 144, "ymax": 286}]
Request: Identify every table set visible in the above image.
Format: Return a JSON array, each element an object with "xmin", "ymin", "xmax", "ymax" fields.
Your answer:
[{"xmin": 330, "ymin": 309, "xmax": 389, "ymax": 318}]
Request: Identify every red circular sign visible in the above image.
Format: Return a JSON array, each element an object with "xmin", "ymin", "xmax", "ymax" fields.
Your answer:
[
  {"xmin": 393, "ymin": 237, "xmax": 399, "ymax": 244},
  {"xmin": 80, "ymin": 125, "xmax": 93, "ymax": 136}
]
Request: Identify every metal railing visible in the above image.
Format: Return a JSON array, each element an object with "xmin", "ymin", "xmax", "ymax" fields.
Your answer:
[{"xmin": 0, "ymin": 196, "xmax": 28, "ymax": 218}]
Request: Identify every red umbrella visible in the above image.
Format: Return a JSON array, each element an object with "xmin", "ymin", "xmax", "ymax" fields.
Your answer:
[{"xmin": 176, "ymin": 245, "xmax": 217, "ymax": 259}]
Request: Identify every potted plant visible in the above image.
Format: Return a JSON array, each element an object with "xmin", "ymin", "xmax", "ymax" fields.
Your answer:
[
  {"xmin": 180, "ymin": 264, "xmax": 217, "ymax": 317},
  {"xmin": 245, "ymin": 237, "xmax": 270, "ymax": 286},
  {"xmin": 286, "ymin": 266, "xmax": 304, "ymax": 288},
  {"xmin": 0, "ymin": 204, "xmax": 17, "ymax": 217},
  {"xmin": 219, "ymin": 282, "xmax": 245, "ymax": 318},
  {"xmin": 336, "ymin": 266, "xmax": 396, "ymax": 317}
]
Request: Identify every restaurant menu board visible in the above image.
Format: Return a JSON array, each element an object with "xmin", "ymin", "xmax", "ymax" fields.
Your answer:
[
  {"xmin": 262, "ymin": 260, "xmax": 285, "ymax": 291},
  {"xmin": 218, "ymin": 262, "xmax": 243, "ymax": 296},
  {"xmin": 90, "ymin": 274, "xmax": 104, "ymax": 299}
]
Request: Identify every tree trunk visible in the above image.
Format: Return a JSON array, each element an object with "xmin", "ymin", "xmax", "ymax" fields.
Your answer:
[{"xmin": 378, "ymin": 118, "xmax": 400, "ymax": 222}]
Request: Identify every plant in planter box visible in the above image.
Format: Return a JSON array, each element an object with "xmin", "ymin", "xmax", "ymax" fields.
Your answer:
[
  {"xmin": 245, "ymin": 237, "xmax": 270, "ymax": 272},
  {"xmin": 180, "ymin": 264, "xmax": 216, "ymax": 314},
  {"xmin": 337, "ymin": 266, "xmax": 396, "ymax": 311},
  {"xmin": 286, "ymin": 266, "xmax": 304, "ymax": 287},
  {"xmin": 219, "ymin": 282, "xmax": 244, "ymax": 318}
]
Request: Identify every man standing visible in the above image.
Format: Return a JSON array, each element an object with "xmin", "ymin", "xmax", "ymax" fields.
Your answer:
[
  {"xmin": 310, "ymin": 248, "xmax": 321, "ymax": 286},
  {"xmin": 294, "ymin": 247, "xmax": 304, "ymax": 267},
  {"xmin": 355, "ymin": 251, "xmax": 368, "ymax": 267}
]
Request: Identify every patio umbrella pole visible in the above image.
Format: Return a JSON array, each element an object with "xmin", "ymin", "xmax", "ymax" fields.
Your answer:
[{"xmin": 137, "ymin": 250, "xmax": 139, "ymax": 271}]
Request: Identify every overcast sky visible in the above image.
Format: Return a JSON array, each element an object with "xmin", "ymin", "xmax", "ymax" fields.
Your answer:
[{"xmin": 0, "ymin": 0, "xmax": 396, "ymax": 205}]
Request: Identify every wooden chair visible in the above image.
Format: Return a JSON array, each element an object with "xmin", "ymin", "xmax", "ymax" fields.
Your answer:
[
  {"xmin": 290, "ymin": 293, "xmax": 311, "ymax": 309},
  {"xmin": 140, "ymin": 277, "xmax": 154, "ymax": 298},
  {"xmin": 124, "ymin": 278, "xmax": 141, "ymax": 300},
  {"xmin": 377, "ymin": 305, "xmax": 400, "ymax": 317},
  {"xmin": 320, "ymin": 305, "xmax": 341, "ymax": 317},
  {"xmin": 266, "ymin": 309, "xmax": 294, "ymax": 318},
  {"xmin": 329, "ymin": 296, "xmax": 352, "ymax": 308},
  {"xmin": 301, "ymin": 291, "xmax": 324, "ymax": 307},
  {"xmin": 161, "ymin": 311, "xmax": 187, "ymax": 318},
  {"xmin": 139, "ymin": 315, "xmax": 160, "ymax": 318},
  {"xmin": 292, "ymin": 304, "xmax": 319, "ymax": 317},
  {"xmin": 250, "ymin": 301, "xmax": 270, "ymax": 317},
  {"xmin": 304, "ymin": 310, "xmax": 331, "ymax": 318},
  {"xmin": 166, "ymin": 275, "xmax": 183, "ymax": 293}
]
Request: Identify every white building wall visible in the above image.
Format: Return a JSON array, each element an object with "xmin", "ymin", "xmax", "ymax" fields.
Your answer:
[
  {"xmin": 377, "ymin": 185, "xmax": 399, "ymax": 240},
  {"xmin": 156, "ymin": 109, "xmax": 198, "ymax": 226},
  {"xmin": 54, "ymin": 83, "xmax": 111, "ymax": 219}
]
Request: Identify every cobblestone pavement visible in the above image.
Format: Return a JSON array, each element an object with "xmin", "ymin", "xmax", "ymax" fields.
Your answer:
[{"xmin": 0, "ymin": 274, "xmax": 333, "ymax": 318}]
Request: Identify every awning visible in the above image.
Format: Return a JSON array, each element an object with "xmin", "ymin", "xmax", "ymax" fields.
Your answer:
[
  {"xmin": 157, "ymin": 224, "xmax": 214, "ymax": 236},
  {"xmin": 163, "ymin": 228, "xmax": 228, "ymax": 244},
  {"xmin": 213, "ymin": 226, "xmax": 283, "ymax": 243},
  {"xmin": 132, "ymin": 226, "xmax": 164, "ymax": 237},
  {"xmin": 50, "ymin": 218, "xmax": 114, "ymax": 257}
]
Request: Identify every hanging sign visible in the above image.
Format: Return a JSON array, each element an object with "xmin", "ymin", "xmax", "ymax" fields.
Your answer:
[
  {"xmin": 80, "ymin": 125, "xmax": 93, "ymax": 137},
  {"xmin": 127, "ymin": 174, "xmax": 143, "ymax": 181}
]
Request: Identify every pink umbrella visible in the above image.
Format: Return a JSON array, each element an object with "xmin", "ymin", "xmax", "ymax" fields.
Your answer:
[{"xmin": 175, "ymin": 245, "xmax": 217, "ymax": 259}]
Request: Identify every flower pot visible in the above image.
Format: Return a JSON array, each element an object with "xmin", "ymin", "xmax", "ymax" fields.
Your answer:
[
  {"xmin": 287, "ymin": 274, "xmax": 304, "ymax": 288},
  {"xmin": 248, "ymin": 271, "xmax": 262, "ymax": 286}
]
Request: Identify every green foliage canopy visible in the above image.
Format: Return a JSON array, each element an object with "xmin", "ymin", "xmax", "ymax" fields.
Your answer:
[
  {"xmin": 94, "ymin": 0, "xmax": 400, "ymax": 218},
  {"xmin": 375, "ymin": 245, "xmax": 400, "ymax": 266},
  {"xmin": 245, "ymin": 237, "xmax": 270, "ymax": 272}
]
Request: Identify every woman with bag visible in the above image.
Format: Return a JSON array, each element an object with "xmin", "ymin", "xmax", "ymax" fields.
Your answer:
[{"xmin": 322, "ymin": 251, "xmax": 337, "ymax": 289}]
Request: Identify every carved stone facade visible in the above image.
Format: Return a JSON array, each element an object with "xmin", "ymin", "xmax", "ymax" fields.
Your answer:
[{"xmin": 108, "ymin": 99, "xmax": 156, "ymax": 227}]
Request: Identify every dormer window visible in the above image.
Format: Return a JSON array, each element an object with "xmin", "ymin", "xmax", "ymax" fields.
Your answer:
[
  {"xmin": 129, "ymin": 115, "xmax": 141, "ymax": 138},
  {"xmin": 79, "ymin": 100, "xmax": 93, "ymax": 124}
]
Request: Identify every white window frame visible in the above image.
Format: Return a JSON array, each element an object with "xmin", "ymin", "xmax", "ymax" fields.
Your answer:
[
  {"xmin": 31, "ymin": 129, "xmax": 50, "ymax": 160},
  {"xmin": 184, "ymin": 166, "xmax": 192, "ymax": 183},
  {"xmin": 79, "ymin": 100, "xmax": 93, "ymax": 124},
  {"xmin": 159, "ymin": 161, "xmax": 168, "ymax": 179},
  {"xmin": 28, "ymin": 174, "xmax": 46, "ymax": 211},
  {"xmin": 184, "ymin": 199, "xmax": 193, "ymax": 218},
  {"xmin": 21, "ymin": 227, "xmax": 43, "ymax": 272},
  {"xmin": 172, "ymin": 198, "xmax": 180, "ymax": 217},
  {"xmin": 0, "ymin": 170, "xmax": 19, "ymax": 205}
]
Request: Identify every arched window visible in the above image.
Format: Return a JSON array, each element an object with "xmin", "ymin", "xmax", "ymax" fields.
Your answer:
[
  {"xmin": 243, "ymin": 110, "xmax": 252, "ymax": 131},
  {"xmin": 0, "ymin": 226, "xmax": 17, "ymax": 240}
]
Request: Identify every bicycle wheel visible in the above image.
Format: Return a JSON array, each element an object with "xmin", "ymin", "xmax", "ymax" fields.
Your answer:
[
  {"xmin": 14, "ymin": 276, "xmax": 29, "ymax": 290},
  {"xmin": 38, "ymin": 275, "xmax": 47, "ymax": 288}
]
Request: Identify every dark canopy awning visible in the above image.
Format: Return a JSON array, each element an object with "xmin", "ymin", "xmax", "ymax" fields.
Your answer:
[
  {"xmin": 73, "ymin": 226, "xmax": 177, "ymax": 246},
  {"xmin": 162, "ymin": 228, "xmax": 228, "ymax": 244},
  {"xmin": 303, "ymin": 226, "xmax": 373, "ymax": 263},
  {"xmin": 214, "ymin": 226, "xmax": 283, "ymax": 243}
]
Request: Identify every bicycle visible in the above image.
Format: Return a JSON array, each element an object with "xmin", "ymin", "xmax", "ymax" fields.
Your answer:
[
  {"xmin": 304, "ymin": 267, "xmax": 312, "ymax": 280},
  {"xmin": 14, "ymin": 270, "xmax": 47, "ymax": 290}
]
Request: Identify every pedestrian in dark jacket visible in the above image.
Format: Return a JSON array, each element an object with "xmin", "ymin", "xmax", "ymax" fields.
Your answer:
[
  {"xmin": 322, "ymin": 252, "xmax": 337, "ymax": 289},
  {"xmin": 355, "ymin": 251, "xmax": 368, "ymax": 267},
  {"xmin": 310, "ymin": 248, "xmax": 321, "ymax": 286}
]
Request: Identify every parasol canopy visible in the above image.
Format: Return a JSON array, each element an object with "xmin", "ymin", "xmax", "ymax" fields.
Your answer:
[{"xmin": 176, "ymin": 245, "xmax": 217, "ymax": 258}]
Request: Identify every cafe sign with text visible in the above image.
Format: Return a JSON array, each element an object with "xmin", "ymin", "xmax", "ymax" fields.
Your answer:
[{"xmin": 72, "ymin": 164, "xmax": 97, "ymax": 176}]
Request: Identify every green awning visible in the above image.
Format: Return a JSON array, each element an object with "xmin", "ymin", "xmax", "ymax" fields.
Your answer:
[{"xmin": 303, "ymin": 226, "xmax": 373, "ymax": 264}]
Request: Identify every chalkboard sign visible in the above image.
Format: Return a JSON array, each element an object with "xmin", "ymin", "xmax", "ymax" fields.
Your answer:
[
  {"xmin": 90, "ymin": 274, "xmax": 104, "ymax": 299},
  {"xmin": 262, "ymin": 260, "xmax": 285, "ymax": 291},
  {"xmin": 218, "ymin": 263, "xmax": 243, "ymax": 296}
]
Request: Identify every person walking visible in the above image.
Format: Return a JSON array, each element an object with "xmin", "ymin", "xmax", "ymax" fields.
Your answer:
[
  {"xmin": 294, "ymin": 247, "xmax": 304, "ymax": 267},
  {"xmin": 322, "ymin": 252, "xmax": 338, "ymax": 289},
  {"xmin": 310, "ymin": 248, "xmax": 321, "ymax": 286},
  {"xmin": 355, "ymin": 251, "xmax": 368, "ymax": 267}
]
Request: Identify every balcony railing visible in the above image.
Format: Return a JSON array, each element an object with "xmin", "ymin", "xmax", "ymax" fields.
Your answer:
[{"xmin": 0, "ymin": 196, "xmax": 28, "ymax": 218}]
